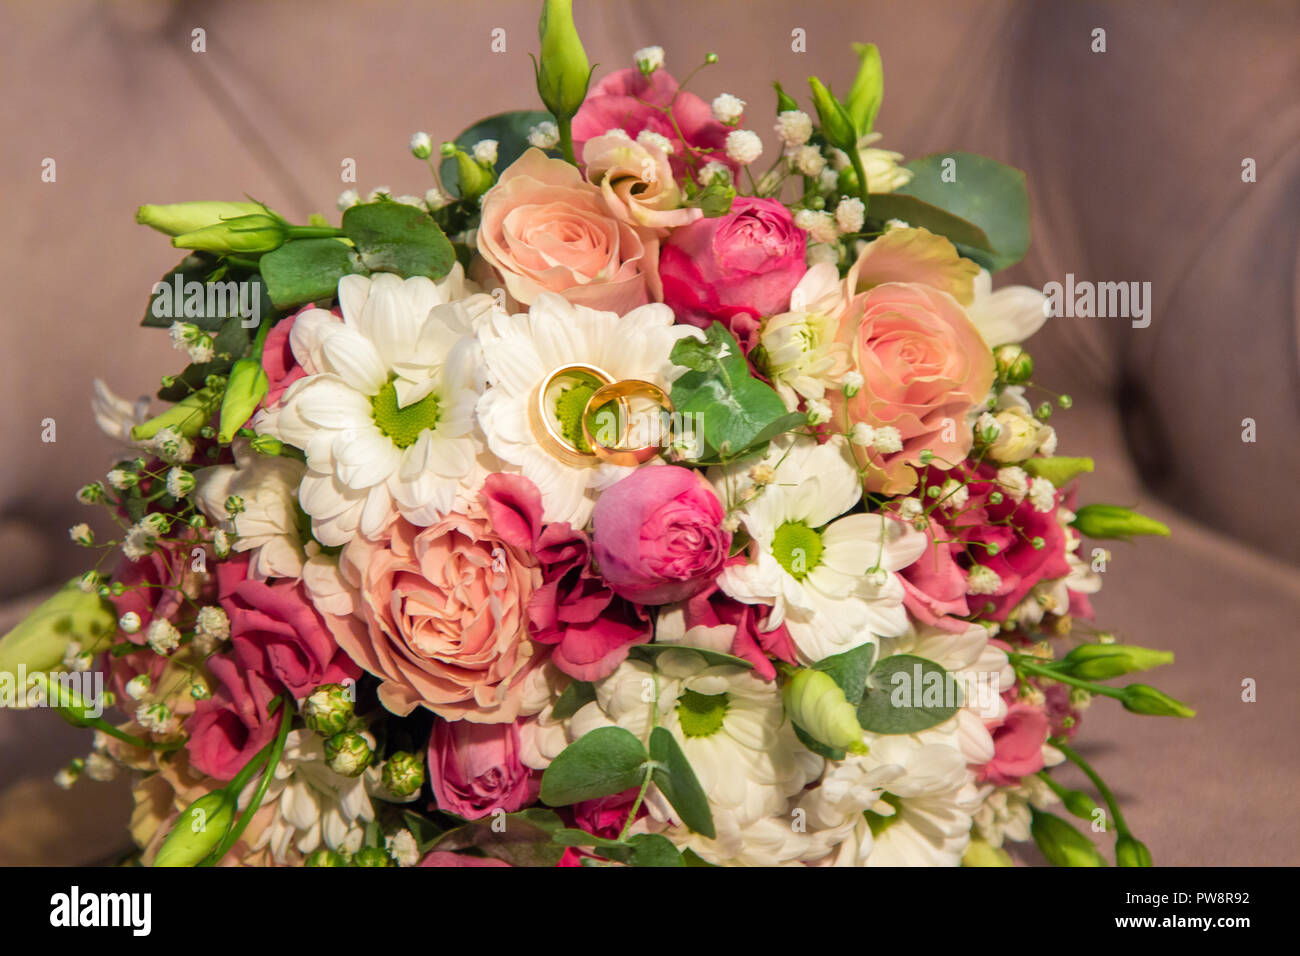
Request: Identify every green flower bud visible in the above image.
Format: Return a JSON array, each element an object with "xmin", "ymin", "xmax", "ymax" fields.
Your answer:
[
  {"xmin": 249, "ymin": 433, "xmax": 284, "ymax": 456},
  {"xmin": 691, "ymin": 181, "xmax": 736, "ymax": 218},
  {"xmin": 351, "ymin": 846, "xmax": 394, "ymax": 867},
  {"xmin": 783, "ymin": 667, "xmax": 868, "ymax": 755},
  {"xmin": 381, "ymin": 751, "xmax": 426, "ymax": 798},
  {"xmin": 324, "ymin": 731, "xmax": 373, "ymax": 777},
  {"xmin": 1120, "ymin": 683, "xmax": 1195, "ymax": 718},
  {"xmin": 217, "ymin": 358, "xmax": 269, "ymax": 443},
  {"xmin": 845, "ymin": 42, "xmax": 883, "ymax": 137},
  {"xmin": 962, "ymin": 838, "xmax": 1013, "ymax": 867},
  {"xmin": 1030, "ymin": 809, "xmax": 1107, "ymax": 867},
  {"xmin": 131, "ymin": 385, "xmax": 223, "ymax": 441},
  {"xmin": 136, "ymin": 201, "xmax": 266, "ymax": 237},
  {"xmin": 152, "ymin": 791, "xmax": 237, "ymax": 867},
  {"xmin": 536, "ymin": 0, "xmax": 591, "ymax": 120},
  {"xmin": 1022, "ymin": 456, "xmax": 1094, "ymax": 488},
  {"xmin": 305, "ymin": 848, "xmax": 349, "ymax": 867},
  {"xmin": 1061, "ymin": 787, "xmax": 1101, "ymax": 821},
  {"xmin": 772, "ymin": 81, "xmax": 799, "ymax": 114},
  {"xmin": 807, "ymin": 77, "xmax": 857, "ymax": 154},
  {"xmin": 30, "ymin": 673, "xmax": 99, "ymax": 727},
  {"xmin": 993, "ymin": 343, "xmax": 1034, "ymax": 384},
  {"xmin": 0, "ymin": 580, "xmax": 114, "ymax": 679},
  {"xmin": 1115, "ymin": 833, "xmax": 1153, "ymax": 867},
  {"xmin": 1071, "ymin": 504, "xmax": 1170, "ymax": 540},
  {"xmin": 302, "ymin": 683, "xmax": 355, "ymax": 737},
  {"xmin": 1057, "ymin": 643, "xmax": 1174, "ymax": 681},
  {"xmin": 172, "ymin": 213, "xmax": 289, "ymax": 256},
  {"xmin": 451, "ymin": 147, "xmax": 496, "ymax": 200}
]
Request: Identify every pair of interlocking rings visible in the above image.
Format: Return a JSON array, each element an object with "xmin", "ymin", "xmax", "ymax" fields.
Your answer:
[{"xmin": 528, "ymin": 363, "xmax": 673, "ymax": 467}]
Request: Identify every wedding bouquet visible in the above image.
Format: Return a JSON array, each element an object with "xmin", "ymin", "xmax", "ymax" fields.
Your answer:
[{"xmin": 0, "ymin": 0, "xmax": 1189, "ymax": 868}]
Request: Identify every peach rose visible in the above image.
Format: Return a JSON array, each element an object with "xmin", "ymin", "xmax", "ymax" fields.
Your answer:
[
  {"xmin": 323, "ymin": 507, "xmax": 543, "ymax": 722},
  {"xmin": 476, "ymin": 147, "xmax": 659, "ymax": 312},
  {"xmin": 581, "ymin": 133, "xmax": 702, "ymax": 230},
  {"xmin": 831, "ymin": 280, "xmax": 994, "ymax": 495}
]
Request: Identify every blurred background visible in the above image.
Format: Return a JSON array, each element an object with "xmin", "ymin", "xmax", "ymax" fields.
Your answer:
[{"xmin": 0, "ymin": 0, "xmax": 1297, "ymax": 865}]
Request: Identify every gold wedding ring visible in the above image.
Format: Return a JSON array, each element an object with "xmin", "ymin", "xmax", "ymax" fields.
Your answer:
[
  {"xmin": 529, "ymin": 363, "xmax": 618, "ymax": 467},
  {"xmin": 582, "ymin": 379, "xmax": 674, "ymax": 467}
]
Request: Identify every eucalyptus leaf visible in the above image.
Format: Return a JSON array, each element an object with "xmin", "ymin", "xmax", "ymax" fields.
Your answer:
[
  {"xmin": 342, "ymin": 202, "xmax": 455, "ymax": 280},
  {"xmin": 427, "ymin": 808, "xmax": 566, "ymax": 867},
  {"xmin": 551, "ymin": 680, "xmax": 597, "ymax": 720},
  {"xmin": 812, "ymin": 643, "xmax": 876, "ymax": 707},
  {"xmin": 260, "ymin": 238, "xmax": 364, "ymax": 309},
  {"xmin": 141, "ymin": 253, "xmax": 226, "ymax": 329},
  {"xmin": 540, "ymin": 726, "xmax": 648, "ymax": 807},
  {"xmin": 649, "ymin": 727, "xmax": 715, "ymax": 838},
  {"xmin": 856, "ymin": 653, "xmax": 962, "ymax": 734}
]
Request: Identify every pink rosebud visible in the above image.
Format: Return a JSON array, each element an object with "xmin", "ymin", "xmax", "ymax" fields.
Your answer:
[
  {"xmin": 183, "ymin": 654, "xmax": 279, "ymax": 781},
  {"xmin": 427, "ymin": 718, "xmax": 539, "ymax": 820},
  {"xmin": 978, "ymin": 701, "xmax": 1049, "ymax": 786},
  {"xmin": 592, "ymin": 466, "xmax": 731, "ymax": 606}
]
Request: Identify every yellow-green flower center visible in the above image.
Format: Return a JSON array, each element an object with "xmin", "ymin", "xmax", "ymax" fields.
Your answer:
[
  {"xmin": 772, "ymin": 520, "xmax": 824, "ymax": 580},
  {"xmin": 371, "ymin": 380, "xmax": 440, "ymax": 449},
  {"xmin": 555, "ymin": 383, "xmax": 597, "ymax": 454},
  {"xmin": 863, "ymin": 792, "xmax": 904, "ymax": 837},
  {"xmin": 676, "ymin": 690, "xmax": 729, "ymax": 739}
]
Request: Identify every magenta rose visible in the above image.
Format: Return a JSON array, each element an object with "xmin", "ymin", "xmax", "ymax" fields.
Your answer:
[
  {"xmin": 679, "ymin": 563, "xmax": 798, "ymax": 681},
  {"xmin": 216, "ymin": 554, "xmax": 360, "ymax": 700},
  {"xmin": 261, "ymin": 307, "xmax": 313, "ymax": 407},
  {"xmin": 659, "ymin": 197, "xmax": 806, "ymax": 348},
  {"xmin": 978, "ymin": 699, "xmax": 1049, "ymax": 786},
  {"xmin": 427, "ymin": 717, "xmax": 539, "ymax": 819},
  {"xmin": 183, "ymin": 653, "xmax": 279, "ymax": 780},
  {"xmin": 592, "ymin": 466, "xmax": 731, "ymax": 606}
]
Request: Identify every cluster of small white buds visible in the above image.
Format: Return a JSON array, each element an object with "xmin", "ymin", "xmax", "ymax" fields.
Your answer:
[
  {"xmin": 366, "ymin": 186, "xmax": 392, "ymax": 203},
  {"xmin": 472, "ymin": 139, "xmax": 499, "ymax": 165},
  {"xmin": 1027, "ymin": 476, "xmax": 1056, "ymax": 513},
  {"xmin": 792, "ymin": 144, "xmax": 827, "ymax": 178},
  {"xmin": 118, "ymin": 611, "xmax": 142, "ymax": 635},
  {"xmin": 85, "ymin": 752, "xmax": 118, "ymax": 782},
  {"xmin": 966, "ymin": 565, "xmax": 1003, "ymax": 596},
  {"xmin": 841, "ymin": 371, "xmax": 864, "ymax": 398},
  {"xmin": 721, "ymin": 514, "xmax": 741, "ymax": 534},
  {"xmin": 136, "ymin": 702, "xmax": 178, "ymax": 736},
  {"xmin": 386, "ymin": 829, "xmax": 421, "ymax": 867},
  {"xmin": 849, "ymin": 422, "xmax": 875, "ymax": 447},
  {"xmin": 77, "ymin": 482, "xmax": 107, "ymax": 505},
  {"xmin": 68, "ymin": 523, "xmax": 94, "ymax": 547},
  {"xmin": 724, "ymin": 129, "xmax": 763, "ymax": 165},
  {"xmin": 805, "ymin": 398, "xmax": 832, "ymax": 425},
  {"xmin": 125, "ymin": 674, "xmax": 152, "ymax": 700},
  {"xmin": 194, "ymin": 606, "xmax": 231, "ymax": 654},
  {"xmin": 145, "ymin": 618, "xmax": 181, "ymax": 655},
  {"xmin": 871, "ymin": 425, "xmax": 903, "ymax": 454},
  {"xmin": 636, "ymin": 129, "xmax": 674, "ymax": 155},
  {"xmin": 898, "ymin": 497, "xmax": 923, "ymax": 521},
  {"xmin": 150, "ymin": 427, "xmax": 194, "ymax": 465},
  {"xmin": 835, "ymin": 197, "xmax": 866, "ymax": 235},
  {"xmin": 168, "ymin": 322, "xmax": 215, "ymax": 364},
  {"xmin": 711, "ymin": 93, "xmax": 745, "ymax": 125},
  {"xmin": 975, "ymin": 412, "xmax": 1002, "ymax": 444},
  {"xmin": 774, "ymin": 110, "xmax": 813, "ymax": 149},
  {"xmin": 106, "ymin": 469, "xmax": 135, "ymax": 491},
  {"xmin": 696, "ymin": 161, "xmax": 731, "ymax": 186},
  {"xmin": 635, "ymin": 45, "xmax": 665, "ymax": 75},
  {"xmin": 77, "ymin": 570, "xmax": 101, "ymax": 593},
  {"xmin": 996, "ymin": 466, "xmax": 1029, "ymax": 501},
  {"xmin": 55, "ymin": 759, "xmax": 84, "ymax": 790},
  {"xmin": 938, "ymin": 478, "xmax": 970, "ymax": 511},
  {"xmin": 865, "ymin": 567, "xmax": 889, "ymax": 589},
  {"xmin": 817, "ymin": 167, "xmax": 840, "ymax": 194},
  {"xmin": 213, "ymin": 528, "xmax": 231, "ymax": 558},
  {"xmin": 165, "ymin": 466, "xmax": 195, "ymax": 499},
  {"xmin": 793, "ymin": 209, "xmax": 838, "ymax": 245},
  {"xmin": 747, "ymin": 464, "xmax": 777, "ymax": 487},
  {"xmin": 885, "ymin": 218, "xmax": 911, "ymax": 231},
  {"xmin": 423, "ymin": 187, "xmax": 450, "ymax": 212},
  {"xmin": 121, "ymin": 524, "xmax": 156, "ymax": 561},
  {"xmin": 337, "ymin": 189, "xmax": 360, "ymax": 211},
  {"xmin": 409, "ymin": 131, "xmax": 433, "ymax": 160}
]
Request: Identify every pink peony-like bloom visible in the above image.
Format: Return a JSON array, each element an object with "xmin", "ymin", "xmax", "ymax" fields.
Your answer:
[
  {"xmin": 659, "ymin": 197, "xmax": 806, "ymax": 351},
  {"xmin": 476, "ymin": 148, "xmax": 658, "ymax": 312},
  {"xmin": 591, "ymin": 466, "xmax": 730, "ymax": 606},
  {"xmin": 482, "ymin": 473, "xmax": 650, "ymax": 682},
  {"xmin": 216, "ymin": 553, "xmax": 359, "ymax": 700},
  {"xmin": 110, "ymin": 536, "xmax": 213, "ymax": 644},
  {"xmin": 320, "ymin": 500, "xmax": 543, "ymax": 722},
  {"xmin": 831, "ymin": 281, "xmax": 995, "ymax": 495},
  {"xmin": 978, "ymin": 699, "xmax": 1049, "ymax": 786},
  {"xmin": 184, "ymin": 653, "xmax": 280, "ymax": 780},
  {"xmin": 260, "ymin": 307, "xmax": 313, "ymax": 408},
  {"xmin": 427, "ymin": 717, "xmax": 539, "ymax": 819},
  {"xmin": 572, "ymin": 68, "xmax": 735, "ymax": 180}
]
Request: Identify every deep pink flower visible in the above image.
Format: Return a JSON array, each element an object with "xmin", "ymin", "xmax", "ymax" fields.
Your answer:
[
  {"xmin": 898, "ymin": 518, "xmax": 972, "ymax": 632},
  {"xmin": 183, "ymin": 654, "xmax": 280, "ymax": 780},
  {"xmin": 419, "ymin": 851, "xmax": 511, "ymax": 867},
  {"xmin": 261, "ymin": 308, "xmax": 313, "ymax": 407},
  {"xmin": 427, "ymin": 718, "xmax": 539, "ymax": 819},
  {"xmin": 109, "ymin": 536, "xmax": 213, "ymax": 644},
  {"xmin": 978, "ymin": 699, "xmax": 1049, "ymax": 786},
  {"xmin": 680, "ymin": 565, "xmax": 797, "ymax": 681}
]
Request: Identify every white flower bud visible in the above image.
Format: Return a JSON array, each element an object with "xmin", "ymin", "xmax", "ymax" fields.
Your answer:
[
  {"xmin": 118, "ymin": 611, "xmax": 142, "ymax": 634},
  {"xmin": 872, "ymin": 425, "xmax": 903, "ymax": 454},
  {"xmin": 967, "ymin": 565, "xmax": 1002, "ymax": 595},
  {"xmin": 849, "ymin": 422, "xmax": 875, "ymax": 446},
  {"xmin": 409, "ymin": 131, "xmax": 433, "ymax": 159},
  {"xmin": 634, "ymin": 45, "xmax": 665, "ymax": 74},
  {"xmin": 793, "ymin": 145, "xmax": 827, "ymax": 178},
  {"xmin": 146, "ymin": 618, "xmax": 181, "ymax": 655},
  {"xmin": 337, "ymin": 189, "xmax": 360, "ymax": 211},
  {"xmin": 636, "ymin": 129, "xmax": 674, "ymax": 154},
  {"xmin": 528, "ymin": 120, "xmax": 560, "ymax": 149},
  {"xmin": 774, "ymin": 110, "xmax": 812, "ymax": 148},
  {"xmin": 835, "ymin": 197, "xmax": 866, "ymax": 234},
  {"xmin": 472, "ymin": 139, "xmax": 499, "ymax": 165},
  {"xmin": 724, "ymin": 129, "xmax": 762, "ymax": 165},
  {"xmin": 711, "ymin": 93, "xmax": 746, "ymax": 125}
]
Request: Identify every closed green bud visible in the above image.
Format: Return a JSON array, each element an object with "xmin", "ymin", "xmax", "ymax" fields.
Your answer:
[
  {"xmin": 536, "ymin": 0, "xmax": 591, "ymax": 119},
  {"xmin": 1121, "ymin": 683, "xmax": 1195, "ymax": 718},
  {"xmin": 136, "ymin": 201, "xmax": 266, "ymax": 237},
  {"xmin": 218, "ymin": 358, "xmax": 269, "ymax": 443},
  {"xmin": 1115, "ymin": 833, "xmax": 1153, "ymax": 867},
  {"xmin": 993, "ymin": 343, "xmax": 1034, "ymax": 384},
  {"xmin": 132, "ymin": 385, "xmax": 223, "ymax": 441},
  {"xmin": 0, "ymin": 580, "xmax": 114, "ymax": 679},
  {"xmin": 1030, "ymin": 809, "xmax": 1107, "ymax": 867},
  {"xmin": 352, "ymin": 846, "xmax": 394, "ymax": 867},
  {"xmin": 783, "ymin": 667, "xmax": 868, "ymax": 755},
  {"xmin": 773, "ymin": 81, "xmax": 799, "ymax": 114},
  {"xmin": 302, "ymin": 683, "xmax": 355, "ymax": 737},
  {"xmin": 1058, "ymin": 643, "xmax": 1174, "ymax": 681},
  {"xmin": 249, "ymin": 433, "xmax": 284, "ymax": 456},
  {"xmin": 451, "ymin": 147, "xmax": 496, "ymax": 200},
  {"xmin": 324, "ymin": 731, "xmax": 373, "ymax": 777},
  {"xmin": 172, "ymin": 213, "xmax": 289, "ymax": 256},
  {"xmin": 962, "ymin": 838, "xmax": 1013, "ymax": 867},
  {"xmin": 1062, "ymin": 788, "xmax": 1101, "ymax": 821},
  {"xmin": 845, "ymin": 42, "xmax": 883, "ymax": 136},
  {"xmin": 807, "ymin": 77, "xmax": 857, "ymax": 153},
  {"xmin": 1071, "ymin": 504, "xmax": 1170, "ymax": 540},
  {"xmin": 152, "ymin": 791, "xmax": 237, "ymax": 867},
  {"xmin": 691, "ymin": 181, "xmax": 736, "ymax": 218},
  {"xmin": 1022, "ymin": 456, "xmax": 1094, "ymax": 488},
  {"xmin": 31, "ymin": 673, "xmax": 99, "ymax": 727},
  {"xmin": 305, "ymin": 848, "xmax": 349, "ymax": 867},
  {"xmin": 382, "ymin": 751, "xmax": 426, "ymax": 798}
]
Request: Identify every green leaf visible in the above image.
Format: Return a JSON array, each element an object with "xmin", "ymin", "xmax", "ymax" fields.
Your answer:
[
  {"xmin": 681, "ymin": 847, "xmax": 717, "ymax": 867},
  {"xmin": 439, "ymin": 110, "xmax": 555, "ymax": 196},
  {"xmin": 649, "ymin": 727, "xmax": 715, "ymax": 839},
  {"xmin": 793, "ymin": 722, "xmax": 845, "ymax": 761},
  {"xmin": 866, "ymin": 193, "xmax": 994, "ymax": 254},
  {"xmin": 812, "ymin": 643, "xmax": 876, "ymax": 707},
  {"xmin": 623, "ymin": 833, "xmax": 686, "ymax": 867},
  {"xmin": 540, "ymin": 726, "xmax": 648, "ymax": 806},
  {"xmin": 260, "ymin": 238, "xmax": 365, "ymax": 310},
  {"xmin": 401, "ymin": 810, "xmax": 446, "ymax": 853},
  {"xmin": 427, "ymin": 808, "xmax": 567, "ymax": 867},
  {"xmin": 627, "ymin": 643, "xmax": 753, "ymax": 671},
  {"xmin": 856, "ymin": 654, "xmax": 962, "ymax": 734},
  {"xmin": 894, "ymin": 152, "xmax": 1030, "ymax": 272},
  {"xmin": 157, "ymin": 316, "xmax": 251, "ymax": 401},
  {"xmin": 342, "ymin": 202, "xmax": 455, "ymax": 280},
  {"xmin": 141, "ymin": 253, "xmax": 227, "ymax": 329},
  {"xmin": 551, "ymin": 680, "xmax": 597, "ymax": 720}
]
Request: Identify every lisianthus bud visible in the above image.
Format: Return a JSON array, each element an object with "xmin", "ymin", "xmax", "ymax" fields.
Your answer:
[
  {"xmin": 325, "ymin": 731, "xmax": 373, "ymax": 777},
  {"xmin": 1120, "ymin": 684, "xmax": 1195, "ymax": 718},
  {"xmin": 536, "ymin": 0, "xmax": 591, "ymax": 120},
  {"xmin": 1022, "ymin": 456, "xmax": 1093, "ymax": 488},
  {"xmin": 691, "ymin": 181, "xmax": 736, "ymax": 218},
  {"xmin": 131, "ymin": 385, "xmax": 223, "ymax": 441},
  {"xmin": 962, "ymin": 838, "xmax": 1013, "ymax": 867},
  {"xmin": 305, "ymin": 848, "xmax": 349, "ymax": 867},
  {"xmin": 807, "ymin": 77, "xmax": 857, "ymax": 154},
  {"xmin": 172, "ymin": 212, "xmax": 289, "ymax": 255},
  {"xmin": 845, "ymin": 42, "xmax": 883, "ymax": 136},
  {"xmin": 248, "ymin": 433, "xmax": 284, "ymax": 456},
  {"xmin": 0, "ymin": 580, "xmax": 114, "ymax": 679},
  {"xmin": 1115, "ymin": 833, "xmax": 1153, "ymax": 867},
  {"xmin": 1057, "ymin": 643, "xmax": 1173, "ymax": 681},
  {"xmin": 1071, "ymin": 504, "xmax": 1170, "ymax": 540},
  {"xmin": 352, "ymin": 846, "xmax": 394, "ymax": 867},
  {"xmin": 136, "ymin": 201, "xmax": 265, "ymax": 237},
  {"xmin": 782, "ymin": 668, "xmax": 867, "ymax": 755},
  {"xmin": 1030, "ymin": 809, "xmax": 1107, "ymax": 867},
  {"xmin": 445, "ymin": 145, "xmax": 496, "ymax": 200},
  {"xmin": 381, "ymin": 751, "xmax": 426, "ymax": 798},
  {"xmin": 302, "ymin": 683, "xmax": 355, "ymax": 736},
  {"xmin": 152, "ymin": 791, "xmax": 237, "ymax": 867},
  {"xmin": 993, "ymin": 343, "xmax": 1034, "ymax": 384},
  {"xmin": 217, "ymin": 357, "xmax": 269, "ymax": 443}
]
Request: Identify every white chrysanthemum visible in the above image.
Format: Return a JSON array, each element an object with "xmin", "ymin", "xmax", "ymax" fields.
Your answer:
[
  {"xmin": 246, "ymin": 730, "xmax": 375, "ymax": 864},
  {"xmin": 263, "ymin": 270, "xmax": 499, "ymax": 546},
  {"xmin": 713, "ymin": 436, "xmax": 927, "ymax": 662},
  {"xmin": 475, "ymin": 292, "xmax": 696, "ymax": 526},
  {"xmin": 758, "ymin": 263, "xmax": 850, "ymax": 407},
  {"xmin": 194, "ymin": 441, "xmax": 307, "ymax": 580}
]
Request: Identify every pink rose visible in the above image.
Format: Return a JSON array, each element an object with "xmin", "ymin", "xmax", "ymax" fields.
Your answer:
[
  {"xmin": 572, "ymin": 69, "xmax": 734, "ymax": 180},
  {"xmin": 898, "ymin": 518, "xmax": 972, "ymax": 632},
  {"xmin": 216, "ymin": 554, "xmax": 359, "ymax": 700},
  {"xmin": 679, "ymin": 565, "xmax": 798, "ymax": 681},
  {"xmin": 476, "ymin": 148, "xmax": 658, "ymax": 312},
  {"xmin": 978, "ymin": 699, "xmax": 1049, "ymax": 786},
  {"xmin": 831, "ymin": 283, "xmax": 995, "ymax": 494},
  {"xmin": 261, "ymin": 307, "xmax": 312, "ymax": 407},
  {"xmin": 321, "ymin": 503, "xmax": 543, "ymax": 722},
  {"xmin": 183, "ymin": 653, "xmax": 280, "ymax": 780},
  {"xmin": 591, "ymin": 466, "xmax": 731, "ymax": 606},
  {"xmin": 659, "ymin": 197, "xmax": 806, "ymax": 349},
  {"xmin": 427, "ymin": 717, "xmax": 539, "ymax": 819}
]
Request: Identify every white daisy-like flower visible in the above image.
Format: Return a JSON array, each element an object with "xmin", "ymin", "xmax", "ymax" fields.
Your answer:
[
  {"xmin": 966, "ymin": 268, "xmax": 1050, "ymax": 348},
  {"xmin": 194, "ymin": 441, "xmax": 308, "ymax": 580},
  {"xmin": 758, "ymin": 263, "xmax": 850, "ymax": 408},
  {"xmin": 264, "ymin": 270, "xmax": 499, "ymax": 546},
  {"xmin": 475, "ymin": 292, "xmax": 696, "ymax": 526},
  {"xmin": 713, "ymin": 436, "xmax": 927, "ymax": 662},
  {"xmin": 973, "ymin": 771, "xmax": 1060, "ymax": 848}
]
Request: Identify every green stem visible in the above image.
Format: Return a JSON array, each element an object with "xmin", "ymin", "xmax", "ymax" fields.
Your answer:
[
  {"xmin": 283, "ymin": 225, "xmax": 344, "ymax": 240},
  {"xmin": 557, "ymin": 114, "xmax": 577, "ymax": 166},
  {"xmin": 847, "ymin": 146, "xmax": 872, "ymax": 217},
  {"xmin": 1011, "ymin": 656, "xmax": 1125, "ymax": 703},
  {"xmin": 1055, "ymin": 740, "xmax": 1131, "ymax": 836},
  {"xmin": 201, "ymin": 702, "xmax": 292, "ymax": 865}
]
